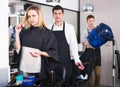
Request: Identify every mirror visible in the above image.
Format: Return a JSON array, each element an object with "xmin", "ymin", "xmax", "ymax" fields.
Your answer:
[{"xmin": 8, "ymin": 1, "xmax": 79, "ymax": 81}]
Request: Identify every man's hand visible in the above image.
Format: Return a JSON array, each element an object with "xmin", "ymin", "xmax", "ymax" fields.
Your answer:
[
  {"xmin": 76, "ymin": 62, "xmax": 84, "ymax": 70},
  {"xmin": 84, "ymin": 40, "xmax": 94, "ymax": 48}
]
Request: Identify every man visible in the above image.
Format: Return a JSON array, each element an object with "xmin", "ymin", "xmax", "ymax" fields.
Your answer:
[
  {"xmin": 48, "ymin": 5, "xmax": 84, "ymax": 87},
  {"xmin": 81, "ymin": 15, "xmax": 101, "ymax": 87}
]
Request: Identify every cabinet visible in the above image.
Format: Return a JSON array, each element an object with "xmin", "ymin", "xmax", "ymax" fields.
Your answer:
[{"xmin": 9, "ymin": 14, "xmax": 23, "ymax": 26}]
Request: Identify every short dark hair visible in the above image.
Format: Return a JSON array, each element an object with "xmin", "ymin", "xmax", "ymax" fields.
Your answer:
[
  {"xmin": 52, "ymin": 5, "xmax": 64, "ymax": 13},
  {"xmin": 87, "ymin": 15, "xmax": 95, "ymax": 20}
]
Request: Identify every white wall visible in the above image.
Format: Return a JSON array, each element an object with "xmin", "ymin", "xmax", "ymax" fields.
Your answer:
[
  {"xmin": 80, "ymin": 0, "xmax": 120, "ymax": 86},
  {"xmin": 0, "ymin": 0, "xmax": 9, "ymax": 68},
  {"xmin": 41, "ymin": 5, "xmax": 78, "ymax": 34},
  {"xmin": 9, "ymin": 0, "xmax": 79, "ymax": 37},
  {"xmin": 28, "ymin": 0, "xmax": 79, "ymax": 11},
  {"xmin": 0, "ymin": 0, "xmax": 10, "ymax": 87}
]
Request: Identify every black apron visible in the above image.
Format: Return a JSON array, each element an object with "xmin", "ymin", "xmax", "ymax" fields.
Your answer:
[
  {"xmin": 51, "ymin": 22, "xmax": 72, "ymax": 79},
  {"xmin": 87, "ymin": 28, "xmax": 101, "ymax": 66}
]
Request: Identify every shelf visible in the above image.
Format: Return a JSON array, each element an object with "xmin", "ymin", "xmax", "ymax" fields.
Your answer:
[
  {"xmin": 8, "ymin": 14, "xmax": 18, "ymax": 17},
  {"xmin": 10, "ymin": 68, "xmax": 18, "ymax": 74}
]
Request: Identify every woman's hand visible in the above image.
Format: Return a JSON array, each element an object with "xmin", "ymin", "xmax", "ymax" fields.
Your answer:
[
  {"xmin": 30, "ymin": 50, "xmax": 50, "ymax": 58},
  {"xmin": 84, "ymin": 40, "xmax": 93, "ymax": 48},
  {"xmin": 15, "ymin": 23, "xmax": 23, "ymax": 51},
  {"xmin": 30, "ymin": 52, "xmax": 40, "ymax": 57},
  {"xmin": 15, "ymin": 23, "xmax": 23, "ymax": 34}
]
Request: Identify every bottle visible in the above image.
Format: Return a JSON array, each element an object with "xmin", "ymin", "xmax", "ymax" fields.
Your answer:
[
  {"xmin": 16, "ymin": 75, "xmax": 23, "ymax": 85},
  {"xmin": 49, "ymin": 70, "xmax": 55, "ymax": 85}
]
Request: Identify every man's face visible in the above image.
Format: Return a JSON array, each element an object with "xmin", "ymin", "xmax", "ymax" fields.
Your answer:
[
  {"xmin": 53, "ymin": 9, "xmax": 64, "ymax": 22},
  {"xmin": 87, "ymin": 18, "xmax": 95, "ymax": 28}
]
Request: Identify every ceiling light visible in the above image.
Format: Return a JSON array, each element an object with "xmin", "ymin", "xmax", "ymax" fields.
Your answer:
[
  {"xmin": 83, "ymin": 3, "xmax": 94, "ymax": 13},
  {"xmin": 46, "ymin": 0, "xmax": 60, "ymax": 3}
]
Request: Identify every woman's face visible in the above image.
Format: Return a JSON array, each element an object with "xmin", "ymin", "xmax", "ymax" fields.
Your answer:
[{"xmin": 27, "ymin": 10, "xmax": 39, "ymax": 27}]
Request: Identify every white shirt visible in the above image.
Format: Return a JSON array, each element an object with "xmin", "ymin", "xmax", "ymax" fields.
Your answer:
[
  {"xmin": 47, "ymin": 22, "xmax": 81, "ymax": 64},
  {"xmin": 81, "ymin": 28, "xmax": 92, "ymax": 44}
]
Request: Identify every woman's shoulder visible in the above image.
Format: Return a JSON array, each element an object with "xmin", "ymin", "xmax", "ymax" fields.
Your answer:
[
  {"xmin": 43, "ymin": 27, "xmax": 55, "ymax": 36},
  {"xmin": 41, "ymin": 28, "xmax": 56, "ymax": 41},
  {"xmin": 43, "ymin": 27, "xmax": 52, "ymax": 33}
]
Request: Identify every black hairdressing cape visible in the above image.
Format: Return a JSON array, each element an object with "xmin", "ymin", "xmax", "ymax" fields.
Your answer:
[{"xmin": 17, "ymin": 26, "xmax": 59, "ymax": 79}]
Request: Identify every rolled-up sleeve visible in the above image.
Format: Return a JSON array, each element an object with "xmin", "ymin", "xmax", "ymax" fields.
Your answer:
[
  {"xmin": 81, "ymin": 29, "xmax": 88, "ymax": 44},
  {"xmin": 65, "ymin": 25, "xmax": 80, "ymax": 64}
]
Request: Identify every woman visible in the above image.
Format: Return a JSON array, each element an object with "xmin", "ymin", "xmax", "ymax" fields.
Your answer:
[{"xmin": 15, "ymin": 5, "xmax": 59, "ymax": 86}]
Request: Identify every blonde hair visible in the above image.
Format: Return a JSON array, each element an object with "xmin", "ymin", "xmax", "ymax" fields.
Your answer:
[{"xmin": 22, "ymin": 5, "xmax": 46, "ymax": 29}]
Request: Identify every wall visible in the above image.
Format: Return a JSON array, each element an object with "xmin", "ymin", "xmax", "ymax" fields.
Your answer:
[
  {"xmin": 9, "ymin": 0, "xmax": 78, "ymax": 35},
  {"xmin": 0, "ymin": 0, "xmax": 10, "ymax": 87},
  {"xmin": 27, "ymin": 0, "xmax": 79, "ymax": 11},
  {"xmin": 41, "ymin": 5, "xmax": 78, "ymax": 34},
  {"xmin": 0, "ymin": 68, "xmax": 10, "ymax": 87},
  {"xmin": 80, "ymin": 0, "xmax": 120, "ymax": 86}
]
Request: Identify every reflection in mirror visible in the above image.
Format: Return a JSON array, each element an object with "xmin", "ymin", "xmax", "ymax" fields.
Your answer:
[
  {"xmin": 8, "ymin": 0, "xmax": 79, "ymax": 82},
  {"xmin": 8, "ymin": 0, "xmax": 25, "ymax": 81}
]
